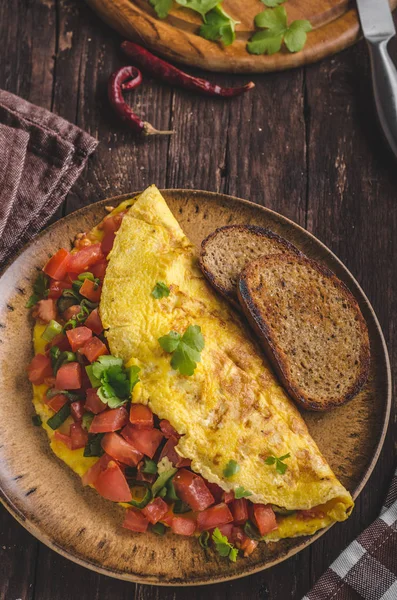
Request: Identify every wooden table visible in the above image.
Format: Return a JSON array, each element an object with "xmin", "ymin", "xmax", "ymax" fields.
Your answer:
[{"xmin": 1, "ymin": 1, "xmax": 396, "ymax": 599}]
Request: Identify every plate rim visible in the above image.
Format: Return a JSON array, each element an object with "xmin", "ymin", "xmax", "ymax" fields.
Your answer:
[{"xmin": 0, "ymin": 189, "xmax": 391, "ymax": 586}]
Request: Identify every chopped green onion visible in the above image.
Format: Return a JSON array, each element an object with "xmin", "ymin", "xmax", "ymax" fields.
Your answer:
[
  {"xmin": 151, "ymin": 522, "xmax": 166, "ymax": 536},
  {"xmin": 199, "ymin": 530, "xmax": 210, "ymax": 548},
  {"xmin": 82, "ymin": 413, "xmax": 94, "ymax": 431},
  {"xmin": 47, "ymin": 403, "xmax": 71, "ymax": 430},
  {"xmin": 166, "ymin": 477, "xmax": 179, "ymax": 501},
  {"xmin": 78, "ymin": 272, "xmax": 95, "ymax": 282},
  {"xmin": 158, "ymin": 486, "xmax": 167, "ymax": 498},
  {"xmin": 41, "ymin": 319, "xmax": 63, "ymax": 342},
  {"xmin": 32, "ymin": 414, "xmax": 42, "ymax": 427},
  {"xmin": 152, "ymin": 467, "xmax": 177, "ymax": 497},
  {"xmin": 223, "ymin": 459, "xmax": 240, "ymax": 478},
  {"xmin": 85, "ymin": 365, "xmax": 101, "ymax": 388},
  {"xmin": 173, "ymin": 500, "xmax": 191, "ymax": 514},
  {"xmin": 83, "ymin": 433, "xmax": 105, "ymax": 457},
  {"xmin": 142, "ymin": 458, "xmax": 157, "ymax": 474}
]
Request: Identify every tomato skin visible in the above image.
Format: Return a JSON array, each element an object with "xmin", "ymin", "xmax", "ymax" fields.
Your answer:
[
  {"xmin": 55, "ymin": 362, "xmax": 82, "ymax": 390},
  {"xmin": 43, "ymin": 248, "xmax": 70, "ymax": 280},
  {"xmin": 222, "ymin": 491, "xmax": 234, "ymax": 504},
  {"xmin": 171, "ymin": 516, "xmax": 196, "ymax": 536},
  {"xmin": 94, "ymin": 460, "xmax": 132, "ymax": 502},
  {"xmin": 70, "ymin": 422, "xmax": 89, "ymax": 450},
  {"xmin": 215, "ymin": 523, "xmax": 234, "ymax": 542},
  {"xmin": 89, "ymin": 407, "xmax": 129, "ymax": 433},
  {"xmin": 142, "ymin": 497, "xmax": 168, "ymax": 524},
  {"xmin": 48, "ymin": 280, "xmax": 72, "ymax": 299},
  {"xmin": 68, "ymin": 244, "xmax": 105, "ymax": 274},
  {"xmin": 80, "ymin": 336, "xmax": 108, "ymax": 363},
  {"xmin": 47, "ymin": 333, "xmax": 71, "ymax": 352},
  {"xmin": 90, "ymin": 260, "xmax": 108, "ymax": 281},
  {"xmin": 101, "ymin": 231, "xmax": 116, "ymax": 256},
  {"xmin": 196, "ymin": 502, "xmax": 233, "ymax": 532},
  {"xmin": 62, "ymin": 305, "xmax": 81, "ymax": 321},
  {"xmin": 82, "ymin": 453, "xmax": 112, "ymax": 486},
  {"xmin": 70, "ymin": 400, "xmax": 85, "ymax": 421},
  {"xmin": 159, "ymin": 437, "xmax": 191, "ymax": 468},
  {"xmin": 84, "ymin": 308, "xmax": 103, "ymax": 335},
  {"xmin": 173, "ymin": 469, "xmax": 215, "ymax": 512},
  {"xmin": 231, "ymin": 498, "xmax": 249, "ymax": 525},
  {"xmin": 32, "ymin": 298, "xmax": 57, "ymax": 323},
  {"xmin": 123, "ymin": 507, "xmax": 149, "ymax": 533},
  {"xmin": 46, "ymin": 393, "xmax": 68, "ymax": 412},
  {"xmin": 85, "ymin": 388, "xmax": 106, "ymax": 414},
  {"xmin": 161, "ymin": 506, "xmax": 174, "ymax": 527},
  {"xmin": 79, "ymin": 279, "xmax": 101, "ymax": 303},
  {"xmin": 129, "ymin": 404, "xmax": 153, "ymax": 429},
  {"xmin": 27, "ymin": 354, "xmax": 53, "ymax": 385},
  {"xmin": 121, "ymin": 424, "xmax": 163, "ymax": 459},
  {"xmin": 66, "ymin": 326, "xmax": 92, "ymax": 351},
  {"xmin": 101, "ymin": 432, "xmax": 143, "ymax": 466},
  {"xmin": 159, "ymin": 419, "xmax": 180, "ymax": 439},
  {"xmin": 54, "ymin": 430, "xmax": 73, "ymax": 449},
  {"xmin": 252, "ymin": 504, "xmax": 278, "ymax": 536},
  {"xmin": 232, "ymin": 526, "xmax": 258, "ymax": 556},
  {"xmin": 206, "ymin": 482, "xmax": 224, "ymax": 504}
]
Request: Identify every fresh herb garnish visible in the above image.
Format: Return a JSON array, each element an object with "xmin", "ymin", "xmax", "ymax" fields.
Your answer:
[
  {"xmin": 212, "ymin": 527, "xmax": 238, "ymax": 562},
  {"xmin": 41, "ymin": 319, "xmax": 63, "ymax": 342},
  {"xmin": 83, "ymin": 433, "xmax": 105, "ymax": 457},
  {"xmin": 265, "ymin": 452, "xmax": 290, "ymax": 475},
  {"xmin": 142, "ymin": 458, "xmax": 158, "ymax": 474},
  {"xmin": 247, "ymin": 6, "xmax": 312, "ymax": 55},
  {"xmin": 149, "ymin": 0, "xmax": 173, "ymax": 18},
  {"xmin": 47, "ymin": 403, "xmax": 71, "ymax": 430},
  {"xmin": 158, "ymin": 324, "xmax": 204, "ymax": 376},
  {"xmin": 234, "ymin": 486, "xmax": 252, "ymax": 499},
  {"xmin": 26, "ymin": 272, "xmax": 49, "ymax": 308},
  {"xmin": 87, "ymin": 355, "xmax": 140, "ymax": 409},
  {"xmin": 176, "ymin": 0, "xmax": 218, "ymax": 17},
  {"xmin": 199, "ymin": 4, "xmax": 238, "ymax": 46},
  {"xmin": 151, "ymin": 281, "xmax": 170, "ymax": 299},
  {"xmin": 261, "ymin": 0, "xmax": 285, "ymax": 6},
  {"xmin": 32, "ymin": 414, "xmax": 42, "ymax": 427},
  {"xmin": 199, "ymin": 530, "xmax": 210, "ymax": 548},
  {"xmin": 223, "ymin": 459, "xmax": 240, "ymax": 478}
]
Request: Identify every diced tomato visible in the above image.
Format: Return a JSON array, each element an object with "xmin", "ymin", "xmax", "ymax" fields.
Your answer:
[
  {"xmin": 136, "ymin": 461, "xmax": 156, "ymax": 484},
  {"xmin": 67, "ymin": 272, "xmax": 80, "ymax": 283},
  {"xmin": 32, "ymin": 298, "xmax": 57, "ymax": 323},
  {"xmin": 43, "ymin": 376, "xmax": 56, "ymax": 387},
  {"xmin": 222, "ymin": 491, "xmax": 234, "ymax": 504},
  {"xmin": 46, "ymin": 393, "xmax": 68, "ymax": 412},
  {"xmin": 47, "ymin": 333, "xmax": 71, "ymax": 352},
  {"xmin": 197, "ymin": 503, "xmax": 233, "ymax": 532},
  {"xmin": 80, "ymin": 336, "xmax": 108, "ymax": 363},
  {"xmin": 123, "ymin": 507, "xmax": 149, "ymax": 533},
  {"xmin": 94, "ymin": 460, "xmax": 132, "ymax": 502},
  {"xmin": 173, "ymin": 469, "xmax": 215, "ymax": 512},
  {"xmin": 231, "ymin": 498, "xmax": 249, "ymax": 525},
  {"xmin": 54, "ymin": 430, "xmax": 73, "ymax": 449},
  {"xmin": 103, "ymin": 212, "xmax": 125, "ymax": 234},
  {"xmin": 89, "ymin": 407, "xmax": 129, "ymax": 433},
  {"xmin": 240, "ymin": 535, "xmax": 258, "ymax": 557},
  {"xmin": 43, "ymin": 248, "xmax": 70, "ymax": 280},
  {"xmin": 27, "ymin": 353, "xmax": 53, "ymax": 385},
  {"xmin": 159, "ymin": 419, "xmax": 181, "ymax": 439},
  {"xmin": 70, "ymin": 422, "xmax": 88, "ymax": 450},
  {"xmin": 90, "ymin": 260, "xmax": 108, "ymax": 281},
  {"xmin": 101, "ymin": 432, "xmax": 143, "ymax": 466},
  {"xmin": 129, "ymin": 404, "xmax": 153, "ymax": 429},
  {"xmin": 171, "ymin": 517, "xmax": 196, "ymax": 536},
  {"xmin": 48, "ymin": 280, "xmax": 72, "ymax": 299},
  {"xmin": 84, "ymin": 308, "xmax": 103, "ymax": 335},
  {"xmin": 216, "ymin": 523, "xmax": 234, "ymax": 542},
  {"xmin": 206, "ymin": 482, "xmax": 224, "ymax": 504},
  {"xmin": 101, "ymin": 231, "xmax": 116, "ymax": 256},
  {"xmin": 252, "ymin": 504, "xmax": 278, "ymax": 536},
  {"xmin": 79, "ymin": 279, "xmax": 101, "ymax": 303},
  {"xmin": 85, "ymin": 388, "xmax": 106, "ymax": 414},
  {"xmin": 161, "ymin": 506, "xmax": 174, "ymax": 527},
  {"xmin": 142, "ymin": 497, "xmax": 168, "ymax": 524},
  {"xmin": 68, "ymin": 244, "xmax": 104, "ymax": 274},
  {"xmin": 66, "ymin": 326, "xmax": 92, "ymax": 351},
  {"xmin": 121, "ymin": 424, "xmax": 163, "ymax": 459},
  {"xmin": 63, "ymin": 305, "xmax": 81, "ymax": 321},
  {"xmin": 70, "ymin": 400, "xmax": 85, "ymax": 421},
  {"xmin": 55, "ymin": 362, "xmax": 82, "ymax": 390},
  {"xmin": 159, "ymin": 436, "xmax": 191, "ymax": 468},
  {"xmin": 82, "ymin": 453, "xmax": 112, "ymax": 486}
]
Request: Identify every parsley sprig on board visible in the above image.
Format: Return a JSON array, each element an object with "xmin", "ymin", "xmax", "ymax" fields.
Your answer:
[{"xmin": 248, "ymin": 6, "xmax": 312, "ymax": 55}]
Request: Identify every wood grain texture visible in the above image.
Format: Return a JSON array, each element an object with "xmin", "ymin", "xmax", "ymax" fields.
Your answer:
[
  {"xmin": 0, "ymin": 0, "xmax": 396, "ymax": 598},
  {"xmin": 84, "ymin": 0, "xmax": 397, "ymax": 73}
]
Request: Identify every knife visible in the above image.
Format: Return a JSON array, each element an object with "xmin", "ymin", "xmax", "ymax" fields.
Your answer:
[{"xmin": 356, "ymin": 0, "xmax": 397, "ymax": 157}]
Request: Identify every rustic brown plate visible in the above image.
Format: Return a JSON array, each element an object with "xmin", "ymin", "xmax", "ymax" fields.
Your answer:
[
  {"xmin": 0, "ymin": 190, "xmax": 391, "ymax": 585},
  {"xmin": 85, "ymin": 0, "xmax": 397, "ymax": 73}
]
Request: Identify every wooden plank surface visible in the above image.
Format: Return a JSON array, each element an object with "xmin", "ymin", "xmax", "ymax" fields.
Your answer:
[{"xmin": 0, "ymin": 0, "xmax": 396, "ymax": 598}]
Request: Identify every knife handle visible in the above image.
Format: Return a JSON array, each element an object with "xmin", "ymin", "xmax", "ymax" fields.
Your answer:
[{"xmin": 367, "ymin": 38, "xmax": 397, "ymax": 158}]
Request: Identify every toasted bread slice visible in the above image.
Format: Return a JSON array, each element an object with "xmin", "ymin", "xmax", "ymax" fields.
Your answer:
[
  {"xmin": 199, "ymin": 225, "xmax": 300, "ymax": 308},
  {"xmin": 238, "ymin": 254, "xmax": 370, "ymax": 411}
]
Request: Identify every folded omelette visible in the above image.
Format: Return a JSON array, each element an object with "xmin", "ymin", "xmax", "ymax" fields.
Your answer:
[{"xmin": 100, "ymin": 185, "xmax": 354, "ymax": 541}]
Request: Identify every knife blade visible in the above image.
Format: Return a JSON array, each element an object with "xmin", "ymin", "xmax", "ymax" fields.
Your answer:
[{"xmin": 356, "ymin": 0, "xmax": 395, "ymax": 41}]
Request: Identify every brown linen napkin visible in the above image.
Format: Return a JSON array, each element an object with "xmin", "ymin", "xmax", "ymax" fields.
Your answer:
[
  {"xmin": 303, "ymin": 468, "xmax": 397, "ymax": 600},
  {"xmin": 0, "ymin": 90, "xmax": 98, "ymax": 268}
]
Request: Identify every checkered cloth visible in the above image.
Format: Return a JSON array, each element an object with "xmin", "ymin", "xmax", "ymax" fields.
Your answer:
[{"xmin": 303, "ymin": 469, "xmax": 397, "ymax": 600}]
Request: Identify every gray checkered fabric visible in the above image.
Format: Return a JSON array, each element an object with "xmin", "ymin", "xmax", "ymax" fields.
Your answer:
[{"xmin": 303, "ymin": 469, "xmax": 397, "ymax": 600}]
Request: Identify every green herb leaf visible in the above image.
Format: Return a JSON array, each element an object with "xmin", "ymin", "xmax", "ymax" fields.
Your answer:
[
  {"xmin": 32, "ymin": 414, "xmax": 42, "ymax": 427},
  {"xmin": 26, "ymin": 272, "xmax": 49, "ymax": 308},
  {"xmin": 265, "ymin": 452, "xmax": 290, "ymax": 475},
  {"xmin": 89, "ymin": 355, "xmax": 137, "ymax": 409},
  {"xmin": 176, "ymin": 0, "xmax": 218, "ymax": 18},
  {"xmin": 159, "ymin": 325, "xmax": 204, "ymax": 376},
  {"xmin": 199, "ymin": 4, "xmax": 239, "ymax": 46},
  {"xmin": 247, "ymin": 6, "xmax": 311, "ymax": 55},
  {"xmin": 150, "ymin": 0, "xmax": 173, "ymax": 18},
  {"xmin": 212, "ymin": 527, "xmax": 239, "ymax": 562},
  {"xmin": 283, "ymin": 19, "xmax": 312, "ymax": 53},
  {"xmin": 151, "ymin": 522, "xmax": 166, "ymax": 535},
  {"xmin": 83, "ymin": 433, "xmax": 105, "ymax": 457},
  {"xmin": 261, "ymin": 0, "xmax": 285, "ymax": 6},
  {"xmin": 151, "ymin": 281, "xmax": 170, "ymax": 299},
  {"xmin": 142, "ymin": 458, "xmax": 158, "ymax": 474},
  {"xmin": 128, "ymin": 365, "xmax": 141, "ymax": 392},
  {"xmin": 247, "ymin": 29, "xmax": 283, "ymax": 55},
  {"xmin": 223, "ymin": 459, "xmax": 240, "ymax": 478},
  {"xmin": 234, "ymin": 486, "xmax": 252, "ymax": 499},
  {"xmin": 255, "ymin": 5, "xmax": 287, "ymax": 29}
]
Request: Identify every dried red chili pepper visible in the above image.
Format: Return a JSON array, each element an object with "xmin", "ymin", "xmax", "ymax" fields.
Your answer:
[
  {"xmin": 121, "ymin": 41, "xmax": 255, "ymax": 98},
  {"xmin": 108, "ymin": 65, "xmax": 173, "ymax": 136}
]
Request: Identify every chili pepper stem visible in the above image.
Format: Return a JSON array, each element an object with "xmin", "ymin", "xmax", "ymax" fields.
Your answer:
[{"xmin": 143, "ymin": 122, "xmax": 174, "ymax": 136}]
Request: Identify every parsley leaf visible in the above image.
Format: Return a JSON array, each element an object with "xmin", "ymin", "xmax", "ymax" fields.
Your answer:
[
  {"xmin": 158, "ymin": 325, "xmax": 204, "ymax": 376},
  {"xmin": 150, "ymin": 0, "xmax": 173, "ymax": 19},
  {"xmin": 199, "ymin": 5, "xmax": 239, "ymax": 47},
  {"xmin": 247, "ymin": 6, "xmax": 311, "ymax": 55},
  {"xmin": 212, "ymin": 528, "xmax": 239, "ymax": 562},
  {"xmin": 234, "ymin": 486, "xmax": 252, "ymax": 499},
  {"xmin": 151, "ymin": 281, "xmax": 170, "ymax": 299},
  {"xmin": 223, "ymin": 459, "xmax": 240, "ymax": 478},
  {"xmin": 176, "ymin": 0, "xmax": 218, "ymax": 18},
  {"xmin": 261, "ymin": 0, "xmax": 285, "ymax": 6},
  {"xmin": 265, "ymin": 452, "xmax": 290, "ymax": 475},
  {"xmin": 88, "ymin": 355, "xmax": 140, "ymax": 409},
  {"xmin": 26, "ymin": 272, "xmax": 49, "ymax": 308}
]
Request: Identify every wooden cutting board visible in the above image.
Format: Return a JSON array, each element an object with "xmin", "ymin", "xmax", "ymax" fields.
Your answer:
[{"xmin": 86, "ymin": 0, "xmax": 397, "ymax": 73}]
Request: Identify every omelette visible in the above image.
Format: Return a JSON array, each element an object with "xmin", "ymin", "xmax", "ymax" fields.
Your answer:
[{"xmin": 28, "ymin": 185, "xmax": 353, "ymax": 558}]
